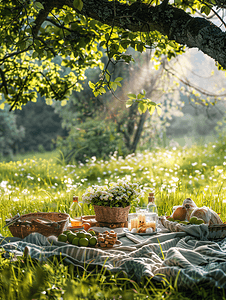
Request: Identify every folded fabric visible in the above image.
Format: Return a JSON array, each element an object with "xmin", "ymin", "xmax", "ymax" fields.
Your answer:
[{"xmin": 1, "ymin": 231, "xmax": 226, "ymax": 289}]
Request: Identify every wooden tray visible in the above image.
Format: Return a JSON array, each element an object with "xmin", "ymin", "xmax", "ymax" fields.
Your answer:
[{"xmin": 82, "ymin": 215, "xmax": 128, "ymax": 229}]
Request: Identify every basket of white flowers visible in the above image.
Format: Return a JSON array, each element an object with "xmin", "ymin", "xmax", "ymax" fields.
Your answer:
[{"xmin": 82, "ymin": 179, "xmax": 141, "ymax": 223}]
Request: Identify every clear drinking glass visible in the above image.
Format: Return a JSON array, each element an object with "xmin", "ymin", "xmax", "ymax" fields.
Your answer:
[
  {"xmin": 135, "ymin": 207, "xmax": 157, "ymax": 232},
  {"xmin": 145, "ymin": 212, "xmax": 157, "ymax": 231},
  {"xmin": 128, "ymin": 213, "xmax": 138, "ymax": 231}
]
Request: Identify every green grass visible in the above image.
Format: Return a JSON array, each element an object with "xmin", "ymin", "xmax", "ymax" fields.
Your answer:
[
  {"xmin": 1, "ymin": 150, "xmax": 60, "ymax": 164},
  {"xmin": 1, "ymin": 140, "xmax": 226, "ymax": 299}
]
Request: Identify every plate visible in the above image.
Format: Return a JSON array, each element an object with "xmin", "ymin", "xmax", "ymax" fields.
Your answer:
[
  {"xmin": 123, "ymin": 228, "xmax": 161, "ymax": 236},
  {"xmin": 67, "ymin": 226, "xmax": 85, "ymax": 231}
]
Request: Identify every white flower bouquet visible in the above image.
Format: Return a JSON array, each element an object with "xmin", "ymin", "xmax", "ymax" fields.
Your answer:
[{"xmin": 82, "ymin": 179, "xmax": 141, "ymax": 208}]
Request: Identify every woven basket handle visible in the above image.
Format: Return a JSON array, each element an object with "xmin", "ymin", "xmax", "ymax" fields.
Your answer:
[{"xmin": 31, "ymin": 219, "xmax": 60, "ymax": 229}]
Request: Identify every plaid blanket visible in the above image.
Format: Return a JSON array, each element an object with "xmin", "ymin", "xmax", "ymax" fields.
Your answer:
[{"xmin": 1, "ymin": 226, "xmax": 226, "ymax": 289}]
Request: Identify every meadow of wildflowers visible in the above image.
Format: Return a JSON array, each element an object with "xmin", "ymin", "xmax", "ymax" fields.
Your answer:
[
  {"xmin": 0, "ymin": 141, "xmax": 226, "ymax": 237},
  {"xmin": 0, "ymin": 142, "xmax": 226, "ymax": 299}
]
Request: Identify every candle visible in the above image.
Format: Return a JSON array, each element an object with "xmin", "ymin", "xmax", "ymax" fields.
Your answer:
[
  {"xmin": 130, "ymin": 217, "xmax": 139, "ymax": 229},
  {"xmin": 138, "ymin": 214, "xmax": 146, "ymax": 224},
  {"xmin": 146, "ymin": 221, "xmax": 156, "ymax": 231}
]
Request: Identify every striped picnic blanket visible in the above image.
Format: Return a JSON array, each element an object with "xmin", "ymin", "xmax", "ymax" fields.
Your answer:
[{"xmin": 1, "ymin": 226, "xmax": 226, "ymax": 289}]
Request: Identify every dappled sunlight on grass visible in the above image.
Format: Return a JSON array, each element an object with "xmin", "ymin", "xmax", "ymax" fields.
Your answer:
[
  {"xmin": 0, "ymin": 140, "xmax": 226, "ymax": 234},
  {"xmin": 1, "ymin": 141, "xmax": 226, "ymax": 298}
]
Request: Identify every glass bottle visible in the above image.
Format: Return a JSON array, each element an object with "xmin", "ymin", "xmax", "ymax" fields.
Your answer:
[
  {"xmin": 146, "ymin": 192, "xmax": 158, "ymax": 229},
  {"xmin": 69, "ymin": 195, "xmax": 82, "ymax": 227}
]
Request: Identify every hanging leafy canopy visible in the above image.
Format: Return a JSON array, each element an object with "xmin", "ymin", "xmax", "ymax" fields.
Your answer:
[{"xmin": 0, "ymin": 0, "xmax": 225, "ymax": 110}]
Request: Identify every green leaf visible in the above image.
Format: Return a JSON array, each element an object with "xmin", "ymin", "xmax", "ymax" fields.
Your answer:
[
  {"xmin": 204, "ymin": 6, "xmax": 211, "ymax": 15},
  {"xmin": 88, "ymin": 81, "xmax": 95, "ymax": 89},
  {"xmin": 148, "ymin": 101, "xmax": 157, "ymax": 106},
  {"xmin": 105, "ymin": 73, "xmax": 110, "ymax": 81},
  {"xmin": 115, "ymin": 77, "xmax": 123, "ymax": 82},
  {"xmin": 99, "ymin": 87, "xmax": 106, "ymax": 94},
  {"xmin": 137, "ymin": 44, "xmax": 144, "ymax": 53},
  {"xmin": 89, "ymin": 20, "xmax": 97, "ymax": 28},
  {"xmin": 32, "ymin": 51, "xmax": 39, "ymax": 59},
  {"xmin": 34, "ymin": 2, "xmax": 44, "ymax": 10},
  {"xmin": 19, "ymin": 42, "xmax": 27, "ymax": 50},
  {"xmin": 0, "ymin": 102, "xmax": 6, "ymax": 110},
  {"xmin": 99, "ymin": 41, "xmax": 105, "ymax": 48},
  {"xmin": 127, "ymin": 93, "xmax": 136, "ymax": 99},
  {"xmin": 201, "ymin": 5, "xmax": 211, "ymax": 16},
  {"xmin": 126, "ymin": 99, "xmax": 134, "ymax": 108},
  {"xmin": 73, "ymin": 0, "xmax": 83, "ymax": 11},
  {"xmin": 138, "ymin": 102, "xmax": 147, "ymax": 114},
  {"xmin": 46, "ymin": 98, "xmax": 53, "ymax": 105},
  {"xmin": 148, "ymin": 105, "xmax": 156, "ymax": 115},
  {"xmin": 137, "ymin": 93, "xmax": 144, "ymax": 100},
  {"xmin": 61, "ymin": 100, "xmax": 67, "ymax": 106},
  {"xmin": 111, "ymin": 82, "xmax": 117, "ymax": 91},
  {"xmin": 168, "ymin": 41, "xmax": 175, "ymax": 48},
  {"xmin": 154, "ymin": 64, "xmax": 160, "ymax": 70},
  {"xmin": 156, "ymin": 106, "xmax": 162, "ymax": 116},
  {"xmin": 200, "ymin": 5, "xmax": 206, "ymax": 13}
]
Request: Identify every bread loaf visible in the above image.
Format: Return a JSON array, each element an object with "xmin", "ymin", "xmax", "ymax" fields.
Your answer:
[
  {"xmin": 190, "ymin": 206, "xmax": 223, "ymax": 225},
  {"xmin": 182, "ymin": 198, "xmax": 197, "ymax": 220}
]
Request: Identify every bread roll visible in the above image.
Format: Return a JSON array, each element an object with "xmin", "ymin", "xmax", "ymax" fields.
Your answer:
[
  {"xmin": 182, "ymin": 198, "xmax": 197, "ymax": 220},
  {"xmin": 190, "ymin": 206, "xmax": 223, "ymax": 225}
]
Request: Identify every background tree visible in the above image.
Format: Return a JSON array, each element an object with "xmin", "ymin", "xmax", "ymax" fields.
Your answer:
[
  {"xmin": 0, "ymin": 0, "xmax": 226, "ymax": 111},
  {"xmin": 0, "ymin": 105, "xmax": 25, "ymax": 160},
  {"xmin": 14, "ymin": 97, "xmax": 68, "ymax": 153},
  {"xmin": 54, "ymin": 49, "xmax": 188, "ymax": 163}
]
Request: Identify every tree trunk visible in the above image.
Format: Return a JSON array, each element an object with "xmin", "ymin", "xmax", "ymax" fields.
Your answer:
[{"xmin": 130, "ymin": 110, "xmax": 149, "ymax": 153}]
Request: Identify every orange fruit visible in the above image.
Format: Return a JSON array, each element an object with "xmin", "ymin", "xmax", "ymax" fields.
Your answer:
[
  {"xmin": 172, "ymin": 206, "xmax": 187, "ymax": 221},
  {"xmin": 83, "ymin": 222, "xmax": 91, "ymax": 231}
]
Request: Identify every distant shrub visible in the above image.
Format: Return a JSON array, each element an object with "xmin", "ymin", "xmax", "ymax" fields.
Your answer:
[
  {"xmin": 194, "ymin": 115, "xmax": 215, "ymax": 136},
  {"xmin": 14, "ymin": 98, "xmax": 67, "ymax": 153},
  {"xmin": 56, "ymin": 119, "xmax": 127, "ymax": 164},
  {"xmin": 166, "ymin": 114, "xmax": 193, "ymax": 136},
  {"xmin": 38, "ymin": 144, "xmax": 45, "ymax": 153},
  {"xmin": 0, "ymin": 105, "xmax": 25, "ymax": 159}
]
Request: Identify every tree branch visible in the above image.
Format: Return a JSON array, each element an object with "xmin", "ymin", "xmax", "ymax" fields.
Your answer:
[
  {"xmin": 63, "ymin": 0, "xmax": 226, "ymax": 69},
  {"xmin": 29, "ymin": 0, "xmax": 226, "ymax": 68},
  {"xmin": 0, "ymin": 69, "xmax": 9, "ymax": 95}
]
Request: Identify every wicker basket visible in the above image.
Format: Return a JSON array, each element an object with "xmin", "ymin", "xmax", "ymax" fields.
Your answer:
[
  {"xmin": 208, "ymin": 223, "xmax": 226, "ymax": 240},
  {"xmin": 160, "ymin": 217, "xmax": 226, "ymax": 240},
  {"xmin": 8, "ymin": 212, "xmax": 69, "ymax": 239},
  {"xmin": 93, "ymin": 205, "xmax": 130, "ymax": 223}
]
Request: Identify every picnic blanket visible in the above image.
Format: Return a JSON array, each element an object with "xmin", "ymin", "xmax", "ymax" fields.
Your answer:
[{"xmin": 1, "ymin": 224, "xmax": 226, "ymax": 290}]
